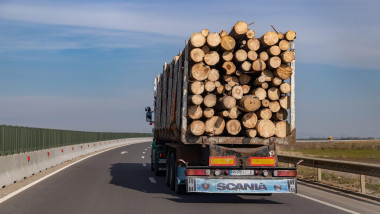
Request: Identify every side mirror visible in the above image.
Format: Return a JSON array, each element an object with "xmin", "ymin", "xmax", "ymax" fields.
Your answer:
[{"xmin": 145, "ymin": 106, "xmax": 153, "ymax": 122}]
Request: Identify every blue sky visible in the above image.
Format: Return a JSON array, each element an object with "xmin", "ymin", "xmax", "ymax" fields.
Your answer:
[{"xmin": 0, "ymin": 0, "xmax": 379, "ymax": 137}]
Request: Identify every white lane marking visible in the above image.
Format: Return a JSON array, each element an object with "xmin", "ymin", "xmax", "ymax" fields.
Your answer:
[
  {"xmin": 143, "ymin": 152, "xmax": 145, "ymax": 154},
  {"xmin": 149, "ymin": 177, "xmax": 157, "ymax": 184},
  {"xmin": 142, "ymin": 163, "xmax": 146, "ymax": 167},
  {"xmin": 145, "ymin": 149, "xmax": 147, "ymax": 151},
  {"xmin": 121, "ymin": 151, "xmax": 128, "ymax": 154},
  {"xmin": 297, "ymin": 193, "xmax": 360, "ymax": 214},
  {"xmin": 141, "ymin": 156, "xmax": 145, "ymax": 159},
  {"xmin": 0, "ymin": 142, "xmax": 139, "ymax": 204}
]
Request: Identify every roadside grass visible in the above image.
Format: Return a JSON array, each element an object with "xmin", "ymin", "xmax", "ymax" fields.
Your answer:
[{"xmin": 290, "ymin": 149, "xmax": 380, "ymax": 162}]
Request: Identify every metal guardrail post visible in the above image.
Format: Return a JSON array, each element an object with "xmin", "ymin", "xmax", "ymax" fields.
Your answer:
[
  {"xmin": 360, "ymin": 174, "xmax": 366, "ymax": 194},
  {"xmin": 317, "ymin": 168, "xmax": 322, "ymax": 181}
]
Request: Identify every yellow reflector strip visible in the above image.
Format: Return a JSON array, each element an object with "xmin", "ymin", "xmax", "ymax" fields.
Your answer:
[
  {"xmin": 209, "ymin": 156, "xmax": 236, "ymax": 166},
  {"xmin": 250, "ymin": 157, "xmax": 275, "ymax": 166}
]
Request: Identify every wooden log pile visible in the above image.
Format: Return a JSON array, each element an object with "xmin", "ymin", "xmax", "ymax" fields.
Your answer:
[{"xmin": 185, "ymin": 21, "xmax": 295, "ymax": 138}]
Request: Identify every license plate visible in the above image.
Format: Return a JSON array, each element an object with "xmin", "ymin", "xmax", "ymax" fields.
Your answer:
[
  {"xmin": 230, "ymin": 170, "xmax": 255, "ymax": 176},
  {"xmin": 158, "ymin": 159, "xmax": 166, "ymax": 164}
]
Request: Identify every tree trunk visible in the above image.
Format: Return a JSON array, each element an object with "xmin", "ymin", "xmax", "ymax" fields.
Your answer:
[
  {"xmin": 226, "ymin": 119, "xmax": 242, "ymax": 135},
  {"xmin": 246, "ymin": 29, "xmax": 255, "ymax": 39},
  {"xmin": 260, "ymin": 31, "xmax": 279, "ymax": 47},
  {"xmin": 206, "ymin": 32, "xmax": 221, "ymax": 48},
  {"xmin": 216, "ymin": 85, "xmax": 225, "ymax": 94},
  {"xmin": 262, "ymin": 99, "xmax": 270, "ymax": 107},
  {"xmin": 247, "ymin": 51, "xmax": 258, "ymax": 61},
  {"xmin": 188, "ymin": 105, "xmax": 203, "ymax": 119},
  {"xmin": 272, "ymin": 77, "xmax": 283, "ymax": 86},
  {"xmin": 261, "ymin": 82, "xmax": 269, "ymax": 89},
  {"xmin": 219, "ymin": 30, "xmax": 228, "ymax": 37},
  {"xmin": 256, "ymin": 119, "xmax": 275, "ymax": 137},
  {"xmin": 285, "ymin": 30, "xmax": 296, "ymax": 41},
  {"xmin": 281, "ymin": 51, "xmax": 295, "ymax": 63},
  {"xmin": 239, "ymin": 74, "xmax": 251, "ymax": 85},
  {"xmin": 190, "ymin": 32, "xmax": 206, "ymax": 48},
  {"xmin": 208, "ymin": 68, "xmax": 219, "ymax": 81},
  {"xmin": 204, "ymin": 94, "xmax": 217, "ymax": 107},
  {"xmin": 232, "ymin": 86, "xmax": 243, "ymax": 99},
  {"xmin": 280, "ymin": 82, "xmax": 291, "ymax": 94},
  {"xmin": 221, "ymin": 35, "xmax": 236, "ymax": 51},
  {"xmin": 228, "ymin": 106, "xmax": 241, "ymax": 119},
  {"xmin": 273, "ymin": 109, "xmax": 288, "ymax": 121},
  {"xmin": 268, "ymin": 56, "xmax": 282, "ymax": 69},
  {"xmin": 246, "ymin": 129, "xmax": 257, "ymax": 137},
  {"xmin": 204, "ymin": 51, "xmax": 220, "ymax": 66},
  {"xmin": 205, "ymin": 116, "xmax": 225, "ymax": 136},
  {"xmin": 240, "ymin": 61, "xmax": 251, "ymax": 72},
  {"xmin": 190, "ymin": 120, "xmax": 205, "ymax": 136},
  {"xmin": 214, "ymin": 81, "xmax": 221, "ymax": 87},
  {"xmin": 242, "ymin": 85, "xmax": 250, "ymax": 94},
  {"xmin": 239, "ymin": 95, "xmax": 261, "ymax": 112},
  {"xmin": 278, "ymin": 32, "xmax": 284, "ymax": 40},
  {"xmin": 219, "ymin": 96, "xmax": 236, "ymax": 109},
  {"xmin": 253, "ymin": 87, "xmax": 267, "ymax": 100},
  {"xmin": 190, "ymin": 48, "xmax": 205, "ymax": 62},
  {"xmin": 242, "ymin": 112, "xmax": 258, "ymax": 128},
  {"xmin": 190, "ymin": 81, "xmax": 205, "ymax": 95},
  {"xmin": 189, "ymin": 94, "xmax": 203, "ymax": 105},
  {"xmin": 234, "ymin": 49, "xmax": 248, "ymax": 63},
  {"xmin": 275, "ymin": 121, "xmax": 290, "ymax": 138},
  {"xmin": 222, "ymin": 51, "xmax": 234, "ymax": 61},
  {"xmin": 279, "ymin": 95, "xmax": 290, "ymax": 109},
  {"xmin": 257, "ymin": 108, "xmax": 272, "ymax": 120},
  {"xmin": 269, "ymin": 101, "xmax": 281, "ymax": 112},
  {"xmin": 246, "ymin": 39, "xmax": 260, "ymax": 51},
  {"xmin": 204, "ymin": 107, "xmax": 215, "ymax": 118},
  {"xmin": 220, "ymin": 110, "xmax": 229, "ymax": 117},
  {"xmin": 229, "ymin": 21, "xmax": 248, "ymax": 40},
  {"xmin": 204, "ymin": 81, "xmax": 216, "ymax": 92},
  {"xmin": 201, "ymin": 29, "xmax": 209, "ymax": 37},
  {"xmin": 261, "ymin": 69, "xmax": 274, "ymax": 82},
  {"xmin": 222, "ymin": 61, "xmax": 236, "ymax": 75},
  {"xmin": 268, "ymin": 87, "xmax": 280, "ymax": 101},
  {"xmin": 252, "ymin": 59, "xmax": 266, "ymax": 71},
  {"xmin": 279, "ymin": 40, "xmax": 290, "ymax": 51},
  {"xmin": 202, "ymin": 45, "xmax": 210, "ymax": 54},
  {"xmin": 275, "ymin": 64, "xmax": 292, "ymax": 80},
  {"xmin": 224, "ymin": 83, "xmax": 232, "ymax": 91},
  {"xmin": 259, "ymin": 52, "xmax": 269, "ymax": 61},
  {"xmin": 191, "ymin": 62, "xmax": 210, "ymax": 81},
  {"xmin": 268, "ymin": 45, "xmax": 281, "ymax": 56}
]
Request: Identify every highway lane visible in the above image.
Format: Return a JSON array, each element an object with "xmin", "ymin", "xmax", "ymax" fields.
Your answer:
[{"xmin": 0, "ymin": 141, "xmax": 379, "ymax": 214}]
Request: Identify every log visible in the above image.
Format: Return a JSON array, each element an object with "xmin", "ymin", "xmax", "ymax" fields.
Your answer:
[
  {"xmin": 281, "ymin": 51, "xmax": 295, "ymax": 63},
  {"xmin": 242, "ymin": 85, "xmax": 250, "ymax": 94},
  {"xmin": 253, "ymin": 87, "xmax": 267, "ymax": 100},
  {"xmin": 229, "ymin": 21, "xmax": 248, "ymax": 40},
  {"xmin": 278, "ymin": 32, "xmax": 284, "ymax": 40},
  {"xmin": 190, "ymin": 81, "xmax": 205, "ymax": 95},
  {"xmin": 204, "ymin": 107, "xmax": 215, "ymax": 118},
  {"xmin": 239, "ymin": 95, "xmax": 261, "ymax": 112},
  {"xmin": 274, "ymin": 109, "xmax": 288, "ymax": 121},
  {"xmin": 214, "ymin": 81, "xmax": 221, "ymax": 87},
  {"xmin": 239, "ymin": 40, "xmax": 247, "ymax": 49},
  {"xmin": 221, "ymin": 36, "xmax": 236, "ymax": 51},
  {"xmin": 272, "ymin": 77, "xmax": 283, "ymax": 86},
  {"xmin": 242, "ymin": 112, "xmax": 258, "ymax": 128},
  {"xmin": 190, "ymin": 120, "xmax": 205, "ymax": 136},
  {"xmin": 247, "ymin": 51, "xmax": 258, "ymax": 61},
  {"xmin": 204, "ymin": 51, "xmax": 220, "ymax": 66},
  {"xmin": 262, "ymin": 99, "xmax": 270, "ymax": 107},
  {"xmin": 189, "ymin": 94, "xmax": 203, "ymax": 105},
  {"xmin": 245, "ymin": 129, "xmax": 257, "ymax": 138},
  {"xmin": 240, "ymin": 61, "xmax": 251, "ymax": 72},
  {"xmin": 188, "ymin": 105, "xmax": 203, "ymax": 119},
  {"xmin": 261, "ymin": 69, "xmax": 274, "ymax": 82},
  {"xmin": 216, "ymin": 85, "xmax": 225, "ymax": 94},
  {"xmin": 275, "ymin": 121, "xmax": 290, "ymax": 138},
  {"xmin": 261, "ymin": 82, "xmax": 269, "ymax": 89},
  {"xmin": 222, "ymin": 61, "xmax": 236, "ymax": 75},
  {"xmin": 234, "ymin": 49, "xmax": 248, "ymax": 62},
  {"xmin": 204, "ymin": 94, "xmax": 217, "ymax": 107},
  {"xmin": 269, "ymin": 101, "xmax": 281, "ymax": 113},
  {"xmin": 226, "ymin": 119, "xmax": 241, "ymax": 135},
  {"xmin": 201, "ymin": 45, "xmax": 210, "ymax": 54},
  {"xmin": 231, "ymin": 86, "xmax": 243, "ymax": 99},
  {"xmin": 246, "ymin": 29, "xmax": 255, "ymax": 39},
  {"xmin": 220, "ymin": 110, "xmax": 229, "ymax": 117},
  {"xmin": 279, "ymin": 95, "xmax": 290, "ymax": 109},
  {"xmin": 190, "ymin": 32, "xmax": 206, "ymax": 48},
  {"xmin": 219, "ymin": 96, "xmax": 236, "ymax": 109},
  {"xmin": 275, "ymin": 64, "xmax": 292, "ymax": 80},
  {"xmin": 239, "ymin": 73, "xmax": 251, "ymax": 85},
  {"xmin": 260, "ymin": 31, "xmax": 279, "ymax": 47},
  {"xmin": 285, "ymin": 30, "xmax": 296, "ymax": 41},
  {"xmin": 280, "ymin": 82, "xmax": 291, "ymax": 94},
  {"xmin": 259, "ymin": 52, "xmax": 269, "ymax": 61},
  {"xmin": 228, "ymin": 106, "xmax": 241, "ymax": 119},
  {"xmin": 254, "ymin": 76, "xmax": 266, "ymax": 85},
  {"xmin": 267, "ymin": 56, "xmax": 282, "ymax": 69},
  {"xmin": 246, "ymin": 39, "xmax": 260, "ymax": 51},
  {"xmin": 224, "ymin": 83, "xmax": 232, "ymax": 91},
  {"xmin": 219, "ymin": 30, "xmax": 228, "ymax": 37},
  {"xmin": 205, "ymin": 116, "xmax": 225, "ymax": 136},
  {"xmin": 268, "ymin": 87, "xmax": 280, "ymax": 101},
  {"xmin": 190, "ymin": 48, "xmax": 205, "ymax": 62},
  {"xmin": 208, "ymin": 69, "xmax": 219, "ymax": 81},
  {"xmin": 227, "ymin": 76, "xmax": 239, "ymax": 86},
  {"xmin": 205, "ymin": 81, "xmax": 216, "ymax": 92},
  {"xmin": 206, "ymin": 32, "xmax": 221, "ymax": 48},
  {"xmin": 201, "ymin": 29, "xmax": 209, "ymax": 37},
  {"xmin": 256, "ymin": 119, "xmax": 275, "ymax": 138},
  {"xmin": 268, "ymin": 45, "xmax": 281, "ymax": 56},
  {"xmin": 235, "ymin": 70, "xmax": 242, "ymax": 76},
  {"xmin": 279, "ymin": 40, "xmax": 290, "ymax": 51},
  {"xmin": 257, "ymin": 108, "xmax": 272, "ymax": 120},
  {"xmin": 191, "ymin": 62, "xmax": 210, "ymax": 81},
  {"xmin": 222, "ymin": 51, "xmax": 234, "ymax": 61},
  {"xmin": 252, "ymin": 59, "xmax": 266, "ymax": 71}
]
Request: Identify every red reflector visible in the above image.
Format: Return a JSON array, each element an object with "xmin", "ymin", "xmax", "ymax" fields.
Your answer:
[
  {"xmin": 150, "ymin": 123, "xmax": 152, "ymax": 125},
  {"xmin": 72, "ymin": 147, "xmax": 74, "ymax": 150},
  {"xmin": 209, "ymin": 156, "xmax": 236, "ymax": 166},
  {"xmin": 185, "ymin": 169, "xmax": 210, "ymax": 176},
  {"xmin": 47, "ymin": 152, "xmax": 50, "ymax": 156},
  {"xmin": 249, "ymin": 157, "xmax": 276, "ymax": 166},
  {"xmin": 273, "ymin": 170, "xmax": 297, "ymax": 177},
  {"xmin": 159, "ymin": 153, "xmax": 165, "ymax": 158},
  {"xmin": 27, "ymin": 156, "xmax": 30, "ymax": 161}
]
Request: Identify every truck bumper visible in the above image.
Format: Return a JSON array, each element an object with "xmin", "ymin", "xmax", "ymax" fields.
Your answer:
[{"xmin": 186, "ymin": 177, "xmax": 297, "ymax": 194}]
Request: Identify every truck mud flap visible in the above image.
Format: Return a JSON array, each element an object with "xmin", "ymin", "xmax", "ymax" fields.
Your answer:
[{"xmin": 187, "ymin": 177, "xmax": 296, "ymax": 194}]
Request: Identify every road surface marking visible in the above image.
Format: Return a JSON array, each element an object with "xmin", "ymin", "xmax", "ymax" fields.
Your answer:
[
  {"xmin": 141, "ymin": 156, "xmax": 145, "ymax": 159},
  {"xmin": 145, "ymin": 149, "xmax": 147, "ymax": 151},
  {"xmin": 297, "ymin": 193, "xmax": 360, "ymax": 214},
  {"xmin": 121, "ymin": 151, "xmax": 128, "ymax": 154},
  {"xmin": 0, "ymin": 143, "xmax": 138, "ymax": 204},
  {"xmin": 143, "ymin": 152, "xmax": 145, "ymax": 154},
  {"xmin": 142, "ymin": 163, "xmax": 146, "ymax": 167},
  {"xmin": 149, "ymin": 177, "xmax": 157, "ymax": 184}
]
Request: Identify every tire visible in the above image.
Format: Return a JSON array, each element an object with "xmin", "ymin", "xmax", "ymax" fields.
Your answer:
[
  {"xmin": 169, "ymin": 152, "xmax": 175, "ymax": 190},
  {"xmin": 151, "ymin": 149, "xmax": 155, "ymax": 171},
  {"xmin": 154, "ymin": 159, "xmax": 161, "ymax": 176},
  {"xmin": 174, "ymin": 164, "xmax": 186, "ymax": 194},
  {"xmin": 165, "ymin": 151, "xmax": 171, "ymax": 186}
]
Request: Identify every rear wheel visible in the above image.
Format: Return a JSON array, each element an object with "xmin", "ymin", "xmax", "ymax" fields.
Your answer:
[{"xmin": 174, "ymin": 163, "xmax": 186, "ymax": 194}]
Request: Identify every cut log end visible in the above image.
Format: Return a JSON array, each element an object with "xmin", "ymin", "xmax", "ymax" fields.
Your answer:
[
  {"xmin": 242, "ymin": 112, "xmax": 258, "ymax": 129},
  {"xmin": 226, "ymin": 119, "xmax": 242, "ymax": 135},
  {"xmin": 190, "ymin": 32, "xmax": 206, "ymax": 48},
  {"xmin": 256, "ymin": 119, "xmax": 275, "ymax": 138},
  {"xmin": 221, "ymin": 36, "xmax": 236, "ymax": 51},
  {"xmin": 190, "ymin": 120, "xmax": 205, "ymax": 136}
]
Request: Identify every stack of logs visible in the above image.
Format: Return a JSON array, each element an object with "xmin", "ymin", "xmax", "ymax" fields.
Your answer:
[{"xmin": 186, "ymin": 21, "xmax": 295, "ymax": 138}]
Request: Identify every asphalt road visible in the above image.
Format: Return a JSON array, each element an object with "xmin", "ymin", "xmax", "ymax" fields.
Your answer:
[{"xmin": 0, "ymin": 141, "xmax": 379, "ymax": 214}]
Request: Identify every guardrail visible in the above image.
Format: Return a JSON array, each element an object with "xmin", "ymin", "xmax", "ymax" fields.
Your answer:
[
  {"xmin": 0, "ymin": 125, "xmax": 152, "ymax": 156},
  {"xmin": 277, "ymin": 155, "xmax": 380, "ymax": 194}
]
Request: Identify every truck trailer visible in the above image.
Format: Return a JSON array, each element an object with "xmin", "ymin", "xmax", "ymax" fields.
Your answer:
[{"xmin": 146, "ymin": 25, "xmax": 297, "ymax": 194}]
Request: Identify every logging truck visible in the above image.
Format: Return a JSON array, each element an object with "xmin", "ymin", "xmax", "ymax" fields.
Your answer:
[{"xmin": 145, "ymin": 22, "xmax": 298, "ymax": 194}]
